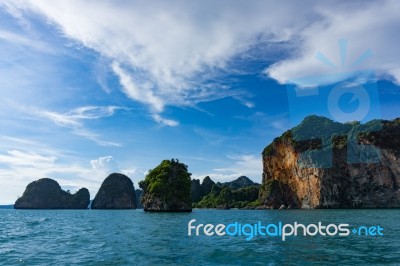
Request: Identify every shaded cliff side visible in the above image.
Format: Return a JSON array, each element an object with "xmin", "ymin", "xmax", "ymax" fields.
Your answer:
[
  {"xmin": 14, "ymin": 178, "xmax": 90, "ymax": 209},
  {"xmin": 191, "ymin": 176, "xmax": 215, "ymax": 202},
  {"xmin": 135, "ymin": 189, "xmax": 143, "ymax": 209},
  {"xmin": 92, "ymin": 173, "xmax": 137, "ymax": 209},
  {"xmin": 259, "ymin": 115, "xmax": 400, "ymax": 209}
]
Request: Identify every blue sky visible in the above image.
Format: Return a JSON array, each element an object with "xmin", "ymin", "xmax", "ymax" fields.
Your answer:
[{"xmin": 0, "ymin": 1, "xmax": 400, "ymax": 204}]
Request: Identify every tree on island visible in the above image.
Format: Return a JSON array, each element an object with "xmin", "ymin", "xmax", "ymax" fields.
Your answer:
[{"xmin": 139, "ymin": 159, "xmax": 192, "ymax": 212}]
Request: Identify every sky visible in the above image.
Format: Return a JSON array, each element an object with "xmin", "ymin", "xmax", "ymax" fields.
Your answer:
[{"xmin": 0, "ymin": 0, "xmax": 400, "ymax": 204}]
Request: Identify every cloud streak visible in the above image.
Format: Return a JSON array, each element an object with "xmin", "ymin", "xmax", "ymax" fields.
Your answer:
[{"xmin": 30, "ymin": 105, "xmax": 124, "ymax": 147}]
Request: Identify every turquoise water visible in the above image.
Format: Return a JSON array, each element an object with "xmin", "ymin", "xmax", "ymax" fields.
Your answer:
[{"xmin": 0, "ymin": 209, "xmax": 399, "ymax": 265}]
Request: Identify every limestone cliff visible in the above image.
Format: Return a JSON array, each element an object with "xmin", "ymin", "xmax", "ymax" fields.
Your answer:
[
  {"xmin": 92, "ymin": 173, "xmax": 137, "ymax": 209},
  {"xmin": 259, "ymin": 116, "xmax": 400, "ymax": 209},
  {"xmin": 191, "ymin": 176, "xmax": 216, "ymax": 203},
  {"xmin": 139, "ymin": 159, "xmax": 192, "ymax": 212},
  {"xmin": 15, "ymin": 178, "xmax": 90, "ymax": 209}
]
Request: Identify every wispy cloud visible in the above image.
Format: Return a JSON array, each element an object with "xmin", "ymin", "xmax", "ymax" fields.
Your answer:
[
  {"xmin": 0, "ymin": 29, "xmax": 53, "ymax": 53},
  {"xmin": 0, "ymin": 0, "xmax": 312, "ymax": 121},
  {"xmin": 193, "ymin": 128, "xmax": 231, "ymax": 146},
  {"xmin": 193, "ymin": 153, "xmax": 262, "ymax": 183},
  {"xmin": 29, "ymin": 105, "xmax": 125, "ymax": 147},
  {"xmin": 151, "ymin": 114, "xmax": 179, "ymax": 127},
  {"xmin": 0, "ymin": 150, "xmax": 56, "ymax": 167},
  {"xmin": 112, "ymin": 62, "xmax": 164, "ymax": 113},
  {"xmin": 72, "ymin": 129, "xmax": 122, "ymax": 147}
]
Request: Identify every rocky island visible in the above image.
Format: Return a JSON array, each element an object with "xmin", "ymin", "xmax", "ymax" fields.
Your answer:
[
  {"xmin": 139, "ymin": 159, "xmax": 192, "ymax": 212},
  {"xmin": 92, "ymin": 173, "xmax": 137, "ymax": 209},
  {"xmin": 14, "ymin": 178, "xmax": 90, "ymax": 209},
  {"xmin": 192, "ymin": 176, "xmax": 260, "ymax": 209},
  {"xmin": 259, "ymin": 115, "xmax": 400, "ymax": 209}
]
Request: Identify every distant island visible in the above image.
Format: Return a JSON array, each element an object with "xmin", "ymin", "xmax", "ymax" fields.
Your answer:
[
  {"xmin": 14, "ymin": 178, "xmax": 90, "ymax": 209},
  {"xmin": 191, "ymin": 176, "xmax": 260, "ymax": 209},
  {"xmin": 11, "ymin": 115, "xmax": 400, "ymax": 210}
]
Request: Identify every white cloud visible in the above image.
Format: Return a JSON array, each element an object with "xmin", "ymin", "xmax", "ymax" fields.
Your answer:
[
  {"xmin": 72, "ymin": 129, "xmax": 122, "ymax": 148},
  {"xmin": 35, "ymin": 105, "xmax": 123, "ymax": 126},
  {"xmin": 0, "ymin": 0, "xmax": 315, "ymax": 120},
  {"xmin": 265, "ymin": 0, "xmax": 400, "ymax": 86},
  {"xmin": 0, "ymin": 29, "xmax": 53, "ymax": 53},
  {"xmin": 28, "ymin": 105, "xmax": 124, "ymax": 147},
  {"xmin": 90, "ymin": 155, "xmax": 119, "ymax": 176},
  {"xmin": 112, "ymin": 62, "xmax": 165, "ymax": 113},
  {"xmin": 0, "ymin": 150, "xmax": 56, "ymax": 167},
  {"xmin": 193, "ymin": 154, "xmax": 262, "ymax": 183},
  {"xmin": 2, "ymin": 0, "xmax": 400, "ymax": 109},
  {"xmin": 90, "ymin": 156, "xmax": 145, "ymax": 188},
  {"xmin": 151, "ymin": 114, "xmax": 179, "ymax": 127},
  {"xmin": 121, "ymin": 168, "xmax": 137, "ymax": 178}
]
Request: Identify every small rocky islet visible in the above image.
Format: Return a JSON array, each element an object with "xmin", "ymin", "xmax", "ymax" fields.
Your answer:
[
  {"xmin": 13, "ymin": 115, "xmax": 400, "ymax": 211},
  {"xmin": 92, "ymin": 173, "xmax": 137, "ymax": 209},
  {"xmin": 139, "ymin": 159, "xmax": 192, "ymax": 212},
  {"xmin": 14, "ymin": 178, "xmax": 90, "ymax": 209}
]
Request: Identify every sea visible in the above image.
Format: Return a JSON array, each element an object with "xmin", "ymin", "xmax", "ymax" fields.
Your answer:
[{"xmin": 0, "ymin": 209, "xmax": 399, "ymax": 265}]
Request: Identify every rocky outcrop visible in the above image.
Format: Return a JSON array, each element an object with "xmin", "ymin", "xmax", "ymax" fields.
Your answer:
[
  {"xmin": 14, "ymin": 178, "xmax": 90, "ymax": 209},
  {"xmin": 259, "ymin": 116, "xmax": 400, "ymax": 209},
  {"xmin": 92, "ymin": 173, "xmax": 137, "ymax": 209},
  {"xmin": 135, "ymin": 189, "xmax": 143, "ymax": 209},
  {"xmin": 193, "ymin": 176, "xmax": 260, "ymax": 209},
  {"xmin": 191, "ymin": 176, "xmax": 217, "ymax": 203},
  {"xmin": 201, "ymin": 176, "xmax": 215, "ymax": 195},
  {"xmin": 139, "ymin": 159, "xmax": 192, "ymax": 212},
  {"xmin": 191, "ymin": 179, "xmax": 203, "ymax": 202},
  {"xmin": 191, "ymin": 176, "xmax": 258, "ymax": 204}
]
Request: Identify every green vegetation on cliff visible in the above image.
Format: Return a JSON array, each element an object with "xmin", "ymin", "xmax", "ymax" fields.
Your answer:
[
  {"xmin": 192, "ymin": 176, "xmax": 259, "ymax": 209},
  {"xmin": 139, "ymin": 159, "xmax": 192, "ymax": 212}
]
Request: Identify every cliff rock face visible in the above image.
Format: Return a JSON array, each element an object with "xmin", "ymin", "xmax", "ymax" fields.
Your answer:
[
  {"xmin": 139, "ymin": 159, "xmax": 192, "ymax": 212},
  {"xmin": 92, "ymin": 173, "xmax": 137, "ymax": 209},
  {"xmin": 191, "ymin": 176, "xmax": 218, "ymax": 203},
  {"xmin": 14, "ymin": 178, "xmax": 90, "ymax": 209},
  {"xmin": 201, "ymin": 176, "xmax": 215, "ymax": 195},
  {"xmin": 259, "ymin": 116, "xmax": 400, "ymax": 209},
  {"xmin": 191, "ymin": 179, "xmax": 203, "ymax": 202},
  {"xmin": 135, "ymin": 189, "xmax": 143, "ymax": 209}
]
